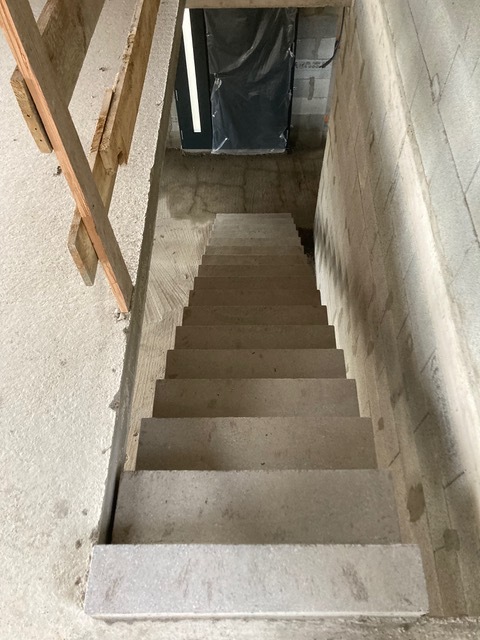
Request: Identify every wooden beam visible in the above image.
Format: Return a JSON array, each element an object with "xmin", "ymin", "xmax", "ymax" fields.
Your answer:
[
  {"xmin": 187, "ymin": 0, "xmax": 350, "ymax": 7},
  {"xmin": 68, "ymin": 89, "xmax": 117, "ymax": 286},
  {"xmin": 10, "ymin": 0, "xmax": 105, "ymax": 153},
  {"xmin": 99, "ymin": 0, "xmax": 162, "ymax": 172},
  {"xmin": 0, "ymin": 0, "xmax": 133, "ymax": 312},
  {"xmin": 67, "ymin": 0, "xmax": 185, "ymax": 285}
]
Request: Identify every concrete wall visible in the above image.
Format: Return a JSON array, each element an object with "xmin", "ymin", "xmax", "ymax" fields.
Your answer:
[{"xmin": 315, "ymin": 0, "xmax": 480, "ymax": 616}]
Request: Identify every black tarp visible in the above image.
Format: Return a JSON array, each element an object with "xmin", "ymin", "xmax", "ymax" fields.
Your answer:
[{"xmin": 205, "ymin": 8, "xmax": 297, "ymax": 153}]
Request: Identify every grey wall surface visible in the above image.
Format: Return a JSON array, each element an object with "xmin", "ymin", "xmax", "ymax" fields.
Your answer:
[
  {"xmin": 315, "ymin": 0, "xmax": 480, "ymax": 617},
  {"xmin": 290, "ymin": 7, "xmax": 339, "ymax": 149}
]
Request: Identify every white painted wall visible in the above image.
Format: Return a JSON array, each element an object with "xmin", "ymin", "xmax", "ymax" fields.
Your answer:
[{"xmin": 315, "ymin": 0, "xmax": 480, "ymax": 616}]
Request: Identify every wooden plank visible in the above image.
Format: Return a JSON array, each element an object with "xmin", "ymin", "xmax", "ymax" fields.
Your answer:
[
  {"xmin": 10, "ymin": 0, "xmax": 105, "ymax": 153},
  {"xmin": 187, "ymin": 0, "xmax": 350, "ymax": 6},
  {"xmin": 68, "ymin": 89, "xmax": 117, "ymax": 286},
  {"xmin": 68, "ymin": 0, "xmax": 185, "ymax": 285},
  {"xmin": 0, "ymin": 0, "xmax": 133, "ymax": 311},
  {"xmin": 100, "ymin": 0, "xmax": 162, "ymax": 172}
]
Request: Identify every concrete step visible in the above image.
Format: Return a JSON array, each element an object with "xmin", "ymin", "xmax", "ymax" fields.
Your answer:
[
  {"xmin": 197, "ymin": 265, "xmax": 313, "ymax": 277},
  {"xmin": 193, "ymin": 276, "xmax": 316, "ymax": 290},
  {"xmin": 86, "ymin": 543, "xmax": 428, "ymax": 619},
  {"xmin": 202, "ymin": 254, "xmax": 308, "ymax": 265},
  {"xmin": 153, "ymin": 378, "xmax": 359, "ymax": 418},
  {"xmin": 215, "ymin": 213, "xmax": 293, "ymax": 218},
  {"xmin": 213, "ymin": 221, "xmax": 296, "ymax": 230},
  {"xmin": 165, "ymin": 349, "xmax": 344, "ymax": 378},
  {"xmin": 112, "ymin": 470, "xmax": 400, "ymax": 545},
  {"xmin": 182, "ymin": 305, "xmax": 328, "ymax": 325},
  {"xmin": 211, "ymin": 230, "xmax": 299, "ymax": 239},
  {"xmin": 189, "ymin": 289, "xmax": 321, "ymax": 306},
  {"xmin": 136, "ymin": 416, "xmax": 376, "ymax": 470},
  {"xmin": 209, "ymin": 237, "xmax": 300, "ymax": 246},
  {"xmin": 205, "ymin": 246, "xmax": 304, "ymax": 255},
  {"xmin": 174, "ymin": 326, "xmax": 335, "ymax": 349}
]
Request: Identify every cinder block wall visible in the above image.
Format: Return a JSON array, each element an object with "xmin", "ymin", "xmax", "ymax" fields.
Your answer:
[
  {"xmin": 315, "ymin": 0, "xmax": 480, "ymax": 616},
  {"xmin": 290, "ymin": 7, "xmax": 338, "ymax": 149}
]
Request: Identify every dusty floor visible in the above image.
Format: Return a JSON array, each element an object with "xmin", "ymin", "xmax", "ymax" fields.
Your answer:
[{"xmin": 126, "ymin": 148, "xmax": 322, "ymax": 467}]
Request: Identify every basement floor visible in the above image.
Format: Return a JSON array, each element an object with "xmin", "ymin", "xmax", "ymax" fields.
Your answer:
[{"xmin": 126, "ymin": 148, "xmax": 323, "ymax": 467}]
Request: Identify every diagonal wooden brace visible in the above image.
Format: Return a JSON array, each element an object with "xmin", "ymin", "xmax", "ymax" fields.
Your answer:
[{"xmin": 0, "ymin": 0, "xmax": 133, "ymax": 311}]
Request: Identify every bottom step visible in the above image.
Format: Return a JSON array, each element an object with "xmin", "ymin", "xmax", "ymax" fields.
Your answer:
[{"xmin": 86, "ymin": 544, "xmax": 428, "ymax": 619}]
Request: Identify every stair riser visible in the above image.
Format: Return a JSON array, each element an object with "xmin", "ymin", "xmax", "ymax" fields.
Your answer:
[
  {"xmin": 112, "ymin": 470, "xmax": 400, "ymax": 545},
  {"xmin": 189, "ymin": 290, "xmax": 321, "ymax": 306},
  {"xmin": 193, "ymin": 276, "xmax": 316, "ymax": 290},
  {"xmin": 153, "ymin": 379, "xmax": 360, "ymax": 418},
  {"xmin": 182, "ymin": 306, "xmax": 328, "ymax": 325},
  {"xmin": 165, "ymin": 349, "xmax": 345, "ymax": 378},
  {"xmin": 137, "ymin": 417, "xmax": 376, "ymax": 470},
  {"xmin": 174, "ymin": 326, "xmax": 335, "ymax": 349}
]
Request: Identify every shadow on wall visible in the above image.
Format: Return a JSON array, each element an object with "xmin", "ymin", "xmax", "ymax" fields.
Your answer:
[{"xmin": 315, "ymin": 1, "xmax": 480, "ymax": 618}]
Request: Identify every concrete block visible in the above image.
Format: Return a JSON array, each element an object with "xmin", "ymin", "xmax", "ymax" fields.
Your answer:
[
  {"xmin": 182, "ymin": 305, "xmax": 328, "ymax": 326},
  {"xmin": 188, "ymin": 289, "xmax": 321, "ymax": 307},
  {"xmin": 86, "ymin": 544, "xmax": 428, "ymax": 619},
  {"xmin": 466, "ymin": 164, "xmax": 480, "ymax": 238},
  {"xmin": 113, "ymin": 470, "xmax": 400, "ymax": 544},
  {"xmin": 165, "ymin": 348, "xmax": 345, "ymax": 378},
  {"xmin": 439, "ymin": 49, "xmax": 480, "ymax": 190},
  {"xmin": 410, "ymin": 66, "xmax": 448, "ymax": 184},
  {"xmin": 205, "ymin": 246, "xmax": 304, "ymax": 255},
  {"xmin": 192, "ymin": 276, "xmax": 316, "ymax": 290},
  {"xmin": 197, "ymin": 265, "xmax": 313, "ymax": 278},
  {"xmin": 292, "ymin": 97, "xmax": 328, "ymax": 117},
  {"xmin": 153, "ymin": 378, "xmax": 360, "ymax": 418},
  {"xmin": 136, "ymin": 416, "xmax": 376, "ymax": 470},
  {"xmin": 202, "ymin": 254, "xmax": 307, "ymax": 265},
  {"xmin": 173, "ymin": 325, "xmax": 335, "ymax": 349}
]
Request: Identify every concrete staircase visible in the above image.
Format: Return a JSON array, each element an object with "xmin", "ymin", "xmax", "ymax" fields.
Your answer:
[{"xmin": 85, "ymin": 213, "xmax": 428, "ymax": 619}]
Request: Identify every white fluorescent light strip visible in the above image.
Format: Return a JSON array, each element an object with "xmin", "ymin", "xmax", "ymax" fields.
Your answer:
[{"xmin": 182, "ymin": 9, "xmax": 202, "ymax": 133}]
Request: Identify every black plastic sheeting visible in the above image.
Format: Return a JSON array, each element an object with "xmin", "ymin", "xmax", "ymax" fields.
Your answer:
[{"xmin": 204, "ymin": 8, "xmax": 297, "ymax": 153}]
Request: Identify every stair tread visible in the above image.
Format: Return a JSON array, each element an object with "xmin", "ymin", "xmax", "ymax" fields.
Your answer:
[
  {"xmin": 209, "ymin": 237, "xmax": 300, "ymax": 246},
  {"xmin": 174, "ymin": 325, "xmax": 335, "ymax": 349},
  {"xmin": 189, "ymin": 289, "xmax": 321, "ymax": 306},
  {"xmin": 211, "ymin": 229, "xmax": 299, "ymax": 237},
  {"xmin": 112, "ymin": 470, "xmax": 400, "ymax": 545},
  {"xmin": 182, "ymin": 305, "xmax": 328, "ymax": 325},
  {"xmin": 153, "ymin": 378, "xmax": 359, "ymax": 418},
  {"xmin": 202, "ymin": 254, "xmax": 308, "ymax": 264},
  {"xmin": 205, "ymin": 246, "xmax": 304, "ymax": 255},
  {"xmin": 193, "ymin": 276, "xmax": 316, "ymax": 290},
  {"xmin": 136, "ymin": 416, "xmax": 376, "ymax": 470},
  {"xmin": 86, "ymin": 544, "xmax": 428, "ymax": 619},
  {"xmin": 166, "ymin": 348, "xmax": 345, "ymax": 378},
  {"xmin": 197, "ymin": 265, "xmax": 313, "ymax": 277}
]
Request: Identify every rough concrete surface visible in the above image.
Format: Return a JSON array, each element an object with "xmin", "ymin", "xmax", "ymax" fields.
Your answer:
[
  {"xmin": 1, "ymin": 1, "xmax": 478, "ymax": 637},
  {"xmin": 315, "ymin": 0, "xmax": 480, "ymax": 618}
]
